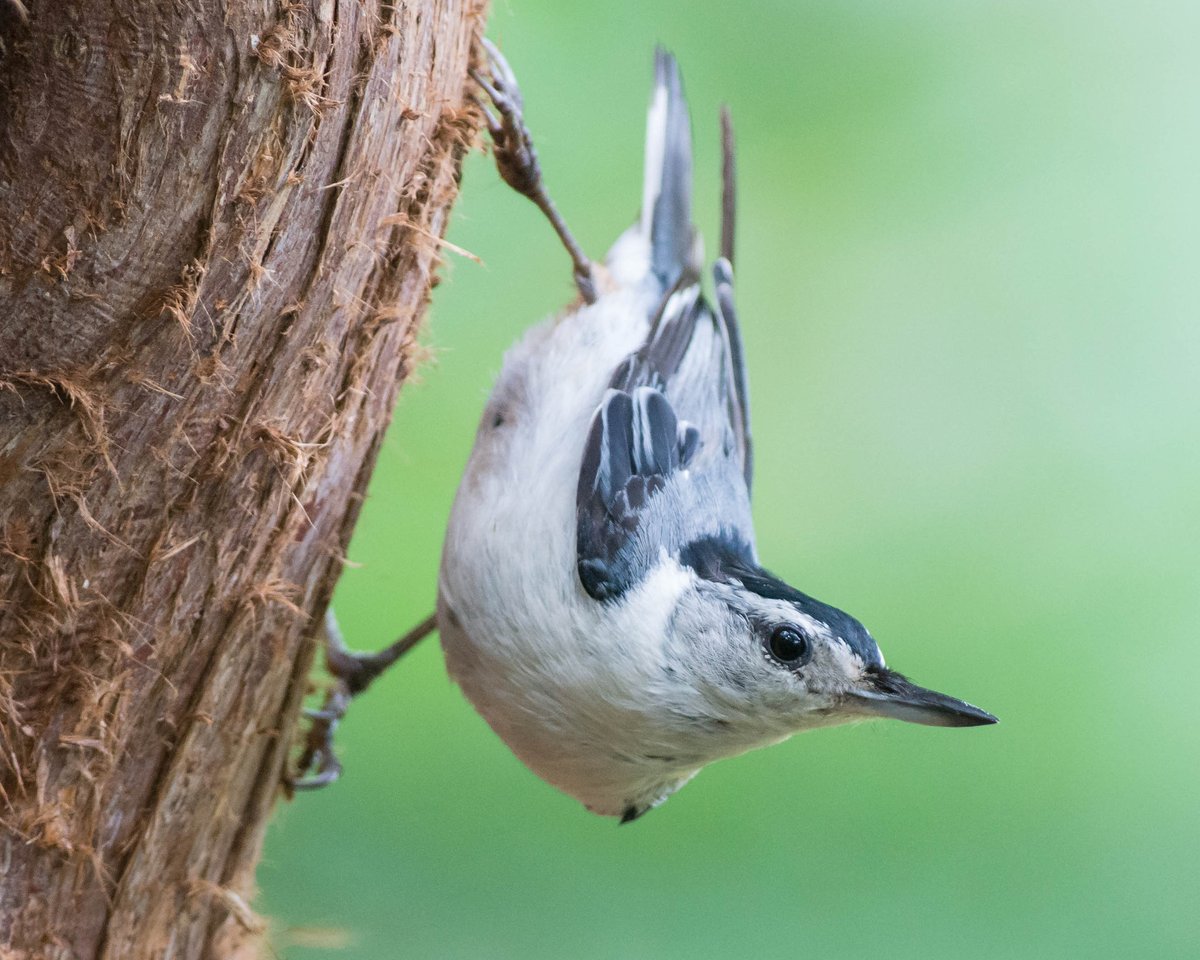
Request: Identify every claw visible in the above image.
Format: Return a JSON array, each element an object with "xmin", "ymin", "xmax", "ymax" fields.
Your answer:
[
  {"xmin": 470, "ymin": 95, "xmax": 504, "ymax": 140},
  {"xmin": 469, "ymin": 71, "xmax": 501, "ymax": 108},
  {"xmin": 479, "ymin": 38, "xmax": 523, "ymax": 110},
  {"xmin": 287, "ymin": 610, "xmax": 437, "ymax": 792},
  {"xmin": 290, "ymin": 746, "xmax": 343, "ymax": 791}
]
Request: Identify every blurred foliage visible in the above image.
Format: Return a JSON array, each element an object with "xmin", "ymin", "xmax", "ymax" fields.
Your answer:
[{"xmin": 260, "ymin": 1, "xmax": 1200, "ymax": 957}]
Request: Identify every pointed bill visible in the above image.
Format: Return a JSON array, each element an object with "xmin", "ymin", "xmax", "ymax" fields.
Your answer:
[{"xmin": 848, "ymin": 667, "xmax": 997, "ymax": 728}]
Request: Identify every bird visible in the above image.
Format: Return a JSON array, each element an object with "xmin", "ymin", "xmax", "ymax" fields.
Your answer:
[{"xmin": 428, "ymin": 43, "xmax": 998, "ymax": 822}]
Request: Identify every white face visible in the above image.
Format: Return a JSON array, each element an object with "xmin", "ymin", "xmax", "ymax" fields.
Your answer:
[
  {"xmin": 655, "ymin": 579, "xmax": 883, "ymax": 757},
  {"xmin": 648, "ymin": 572, "xmax": 995, "ymax": 780}
]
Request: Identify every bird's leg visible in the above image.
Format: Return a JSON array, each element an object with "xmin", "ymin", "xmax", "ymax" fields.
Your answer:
[
  {"xmin": 289, "ymin": 608, "xmax": 437, "ymax": 791},
  {"xmin": 471, "ymin": 38, "xmax": 598, "ymax": 305}
]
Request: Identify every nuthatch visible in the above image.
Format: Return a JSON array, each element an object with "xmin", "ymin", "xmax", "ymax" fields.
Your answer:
[{"xmin": 293, "ymin": 43, "xmax": 996, "ymax": 821}]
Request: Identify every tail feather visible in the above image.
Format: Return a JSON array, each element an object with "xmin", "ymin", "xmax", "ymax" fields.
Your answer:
[{"xmin": 642, "ymin": 48, "xmax": 697, "ymax": 289}]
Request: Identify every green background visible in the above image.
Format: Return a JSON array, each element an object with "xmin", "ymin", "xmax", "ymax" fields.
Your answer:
[{"xmin": 259, "ymin": 1, "xmax": 1200, "ymax": 956}]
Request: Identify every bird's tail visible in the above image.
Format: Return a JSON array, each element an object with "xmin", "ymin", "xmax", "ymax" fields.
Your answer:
[{"xmin": 641, "ymin": 48, "xmax": 699, "ymax": 289}]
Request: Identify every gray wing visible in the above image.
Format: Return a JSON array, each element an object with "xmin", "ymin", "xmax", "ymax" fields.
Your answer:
[{"xmin": 576, "ymin": 280, "xmax": 753, "ymax": 601}]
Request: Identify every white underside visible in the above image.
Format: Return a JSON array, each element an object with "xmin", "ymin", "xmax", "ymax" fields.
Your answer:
[{"xmin": 438, "ymin": 231, "xmax": 708, "ymax": 816}]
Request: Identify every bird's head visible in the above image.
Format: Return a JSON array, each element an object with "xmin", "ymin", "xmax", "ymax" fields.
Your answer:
[{"xmin": 654, "ymin": 546, "xmax": 996, "ymax": 756}]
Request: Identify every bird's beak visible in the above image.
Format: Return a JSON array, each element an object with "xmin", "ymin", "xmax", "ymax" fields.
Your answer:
[{"xmin": 847, "ymin": 666, "xmax": 997, "ymax": 727}]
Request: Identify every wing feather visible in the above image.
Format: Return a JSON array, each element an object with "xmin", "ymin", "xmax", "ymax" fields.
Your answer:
[{"xmin": 576, "ymin": 288, "xmax": 754, "ymax": 601}]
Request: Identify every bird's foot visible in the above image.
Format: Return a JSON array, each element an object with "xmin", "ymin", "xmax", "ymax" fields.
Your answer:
[
  {"xmin": 471, "ymin": 37, "xmax": 598, "ymax": 304},
  {"xmin": 288, "ymin": 609, "xmax": 437, "ymax": 792},
  {"xmin": 471, "ymin": 38, "xmax": 539, "ymax": 200}
]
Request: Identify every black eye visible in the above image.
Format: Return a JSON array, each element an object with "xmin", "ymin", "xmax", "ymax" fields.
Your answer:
[{"xmin": 767, "ymin": 626, "xmax": 812, "ymax": 667}]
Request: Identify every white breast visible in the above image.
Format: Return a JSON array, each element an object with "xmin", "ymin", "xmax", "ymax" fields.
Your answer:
[{"xmin": 439, "ymin": 234, "xmax": 710, "ymax": 814}]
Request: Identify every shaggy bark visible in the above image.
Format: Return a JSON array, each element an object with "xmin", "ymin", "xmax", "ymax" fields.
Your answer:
[{"xmin": 0, "ymin": 0, "xmax": 484, "ymax": 956}]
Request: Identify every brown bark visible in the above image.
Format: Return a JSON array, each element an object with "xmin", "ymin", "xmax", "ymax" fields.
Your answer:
[{"xmin": 0, "ymin": 0, "xmax": 484, "ymax": 956}]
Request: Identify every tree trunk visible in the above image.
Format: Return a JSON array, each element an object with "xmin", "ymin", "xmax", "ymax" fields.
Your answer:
[{"xmin": 0, "ymin": 0, "xmax": 484, "ymax": 955}]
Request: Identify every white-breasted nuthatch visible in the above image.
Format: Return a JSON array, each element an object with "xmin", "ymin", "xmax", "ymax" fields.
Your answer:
[
  {"xmin": 291, "ymin": 43, "xmax": 996, "ymax": 819},
  {"xmin": 434, "ymin": 44, "xmax": 996, "ymax": 821}
]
